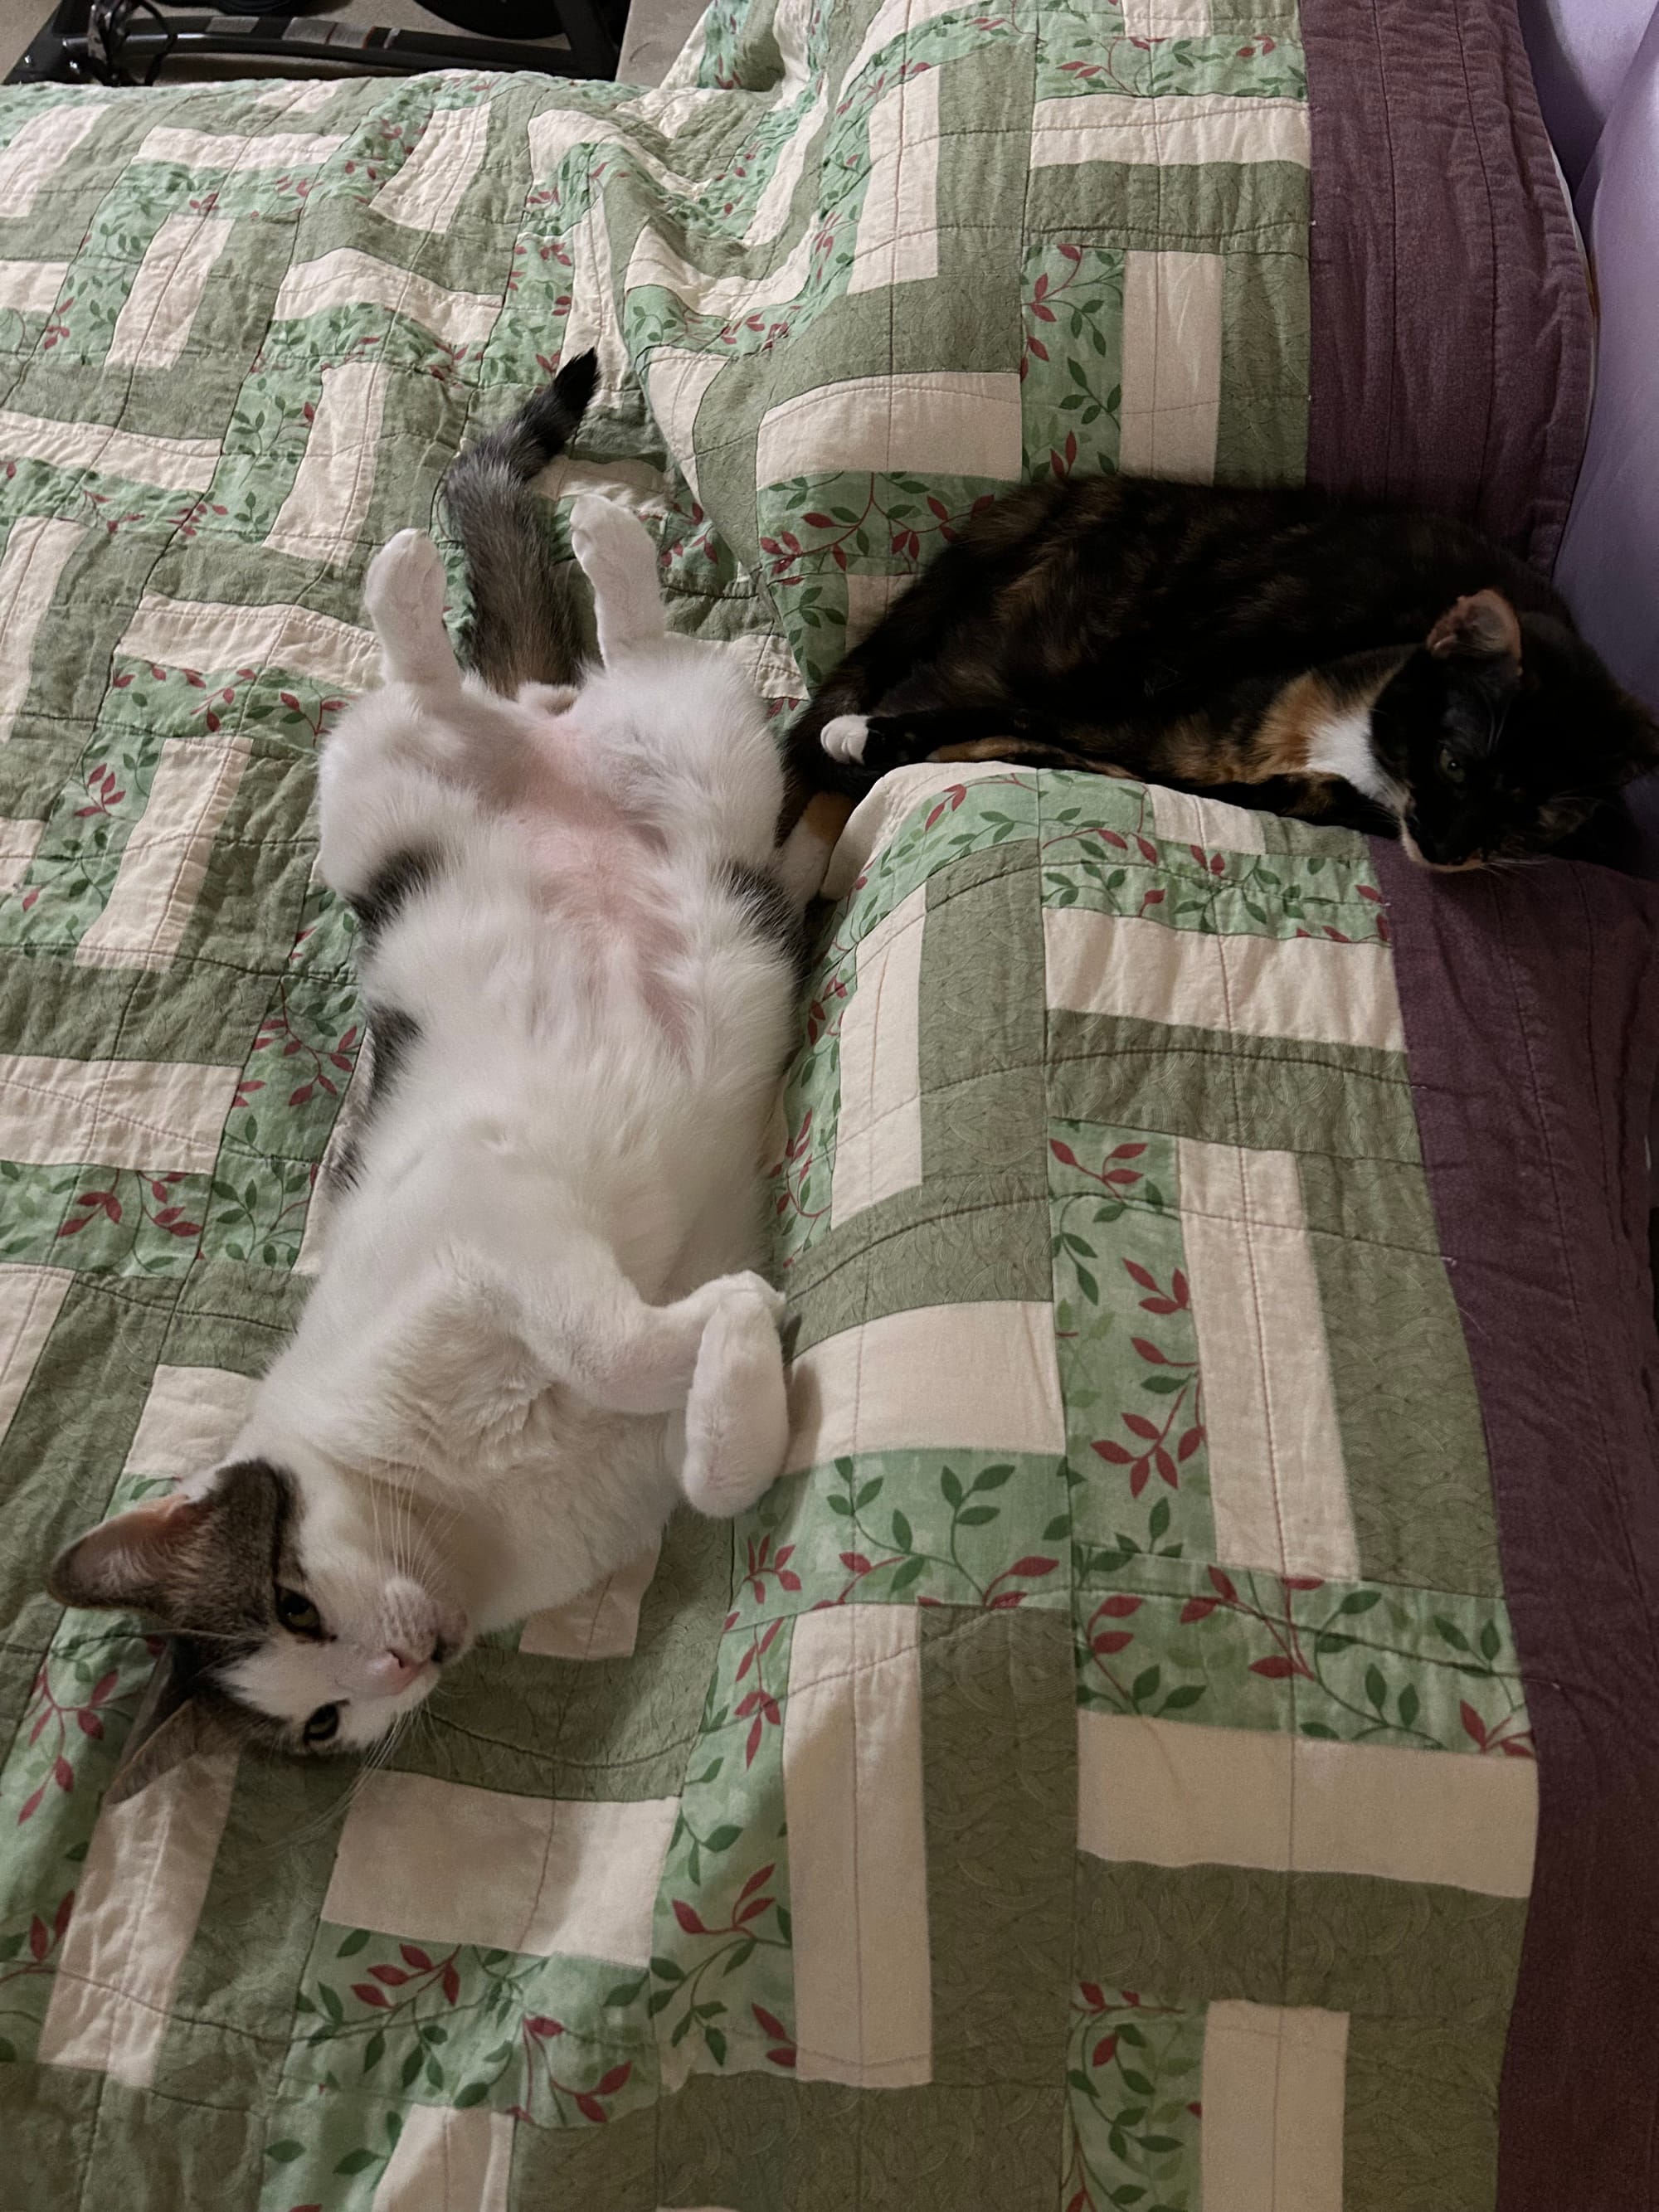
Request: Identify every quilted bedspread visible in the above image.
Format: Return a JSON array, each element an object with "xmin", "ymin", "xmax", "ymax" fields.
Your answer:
[{"xmin": 1, "ymin": 2, "xmax": 1655, "ymax": 2209}]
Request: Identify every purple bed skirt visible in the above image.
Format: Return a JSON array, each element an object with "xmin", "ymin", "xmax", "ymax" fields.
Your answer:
[
  {"xmin": 1299, "ymin": 5, "xmax": 1658, "ymax": 2200},
  {"xmin": 1302, "ymin": 0, "xmax": 1593, "ymax": 572},
  {"xmin": 1377, "ymin": 842, "xmax": 1659, "ymax": 2212}
]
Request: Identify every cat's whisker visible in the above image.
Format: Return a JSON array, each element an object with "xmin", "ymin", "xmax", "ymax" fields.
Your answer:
[{"xmin": 369, "ymin": 1471, "xmax": 391, "ymax": 1590}]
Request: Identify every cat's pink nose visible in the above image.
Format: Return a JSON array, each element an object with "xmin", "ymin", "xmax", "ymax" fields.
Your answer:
[{"xmin": 366, "ymin": 1648, "xmax": 423, "ymax": 1694}]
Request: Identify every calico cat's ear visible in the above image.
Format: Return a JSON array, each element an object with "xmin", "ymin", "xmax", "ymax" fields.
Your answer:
[
  {"xmin": 103, "ymin": 1645, "xmax": 238, "ymax": 1807},
  {"xmin": 1426, "ymin": 590, "xmax": 1523, "ymax": 663},
  {"xmin": 47, "ymin": 1491, "xmax": 210, "ymax": 1619}
]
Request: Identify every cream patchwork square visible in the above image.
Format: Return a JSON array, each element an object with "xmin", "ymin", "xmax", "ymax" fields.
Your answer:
[
  {"xmin": 0, "ymin": 1263, "xmax": 72, "ymax": 1446},
  {"xmin": 40, "ymin": 1748, "xmax": 240, "ymax": 2088},
  {"xmin": 756, "ymin": 372, "xmax": 1024, "ymax": 488},
  {"xmin": 847, "ymin": 69, "xmax": 941, "ymax": 295},
  {"xmin": 783, "ymin": 1604, "xmax": 930, "ymax": 2085},
  {"xmin": 0, "ymin": 815, "xmax": 45, "ymax": 894},
  {"xmin": 76, "ymin": 736, "xmax": 252, "ymax": 974},
  {"xmin": 1078, "ymin": 1714, "xmax": 1536, "ymax": 1897},
  {"xmin": 519, "ymin": 1539, "xmax": 661, "ymax": 1660},
  {"xmin": 1177, "ymin": 1138, "xmax": 1356, "ymax": 1582},
  {"xmin": 372, "ymin": 98, "xmax": 494, "ymax": 233},
  {"xmin": 116, "ymin": 594, "xmax": 377, "ymax": 693},
  {"xmin": 272, "ymin": 248, "xmax": 500, "ymax": 348},
  {"xmin": 324, "ymin": 1773, "xmax": 679, "ymax": 1966},
  {"xmin": 265, "ymin": 360, "xmax": 389, "ymax": 567},
  {"xmin": 1202, "ymin": 2001, "xmax": 1349, "ymax": 2212},
  {"xmin": 1118, "ymin": 248, "xmax": 1224, "ymax": 483},
  {"xmin": 108, "ymin": 214, "xmax": 232, "ymax": 369},
  {"xmin": 0, "ymin": 517, "xmax": 84, "ymax": 741},
  {"xmin": 0, "ymin": 1052, "xmax": 241, "ymax": 1174},
  {"xmin": 831, "ymin": 882, "xmax": 927, "ymax": 1226},
  {"xmin": 124, "ymin": 1363, "xmax": 260, "ymax": 1480},
  {"xmin": 786, "ymin": 1300, "xmax": 1068, "ymax": 1471},
  {"xmin": 1044, "ymin": 905, "xmax": 1405, "ymax": 1053}
]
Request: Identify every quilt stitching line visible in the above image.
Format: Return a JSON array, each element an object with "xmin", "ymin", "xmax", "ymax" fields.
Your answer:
[{"xmin": 786, "ymin": 1187, "xmax": 1451, "ymax": 1288}]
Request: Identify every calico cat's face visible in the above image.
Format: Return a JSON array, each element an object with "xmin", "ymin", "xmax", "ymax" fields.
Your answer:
[
  {"xmin": 48, "ymin": 1460, "xmax": 469, "ymax": 1768},
  {"xmin": 1370, "ymin": 591, "xmax": 1658, "ymax": 868}
]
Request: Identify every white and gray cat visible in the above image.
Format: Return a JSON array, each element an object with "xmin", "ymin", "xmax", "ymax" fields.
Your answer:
[{"xmin": 50, "ymin": 355, "xmax": 826, "ymax": 1790}]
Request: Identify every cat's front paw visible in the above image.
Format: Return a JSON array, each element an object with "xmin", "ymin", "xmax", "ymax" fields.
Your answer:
[
  {"xmin": 821, "ymin": 713, "xmax": 870, "ymax": 765},
  {"xmin": 568, "ymin": 496, "xmax": 665, "ymax": 660},
  {"xmin": 679, "ymin": 1286, "xmax": 789, "ymax": 1519}
]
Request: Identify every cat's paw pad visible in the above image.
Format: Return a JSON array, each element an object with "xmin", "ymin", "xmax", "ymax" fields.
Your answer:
[
  {"xmin": 366, "ymin": 529, "xmax": 445, "ymax": 634},
  {"xmin": 821, "ymin": 713, "xmax": 870, "ymax": 765}
]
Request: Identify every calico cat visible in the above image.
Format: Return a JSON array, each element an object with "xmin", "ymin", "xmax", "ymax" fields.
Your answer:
[
  {"xmin": 787, "ymin": 476, "xmax": 1658, "ymax": 868},
  {"xmin": 49, "ymin": 358, "xmax": 825, "ymax": 1791}
]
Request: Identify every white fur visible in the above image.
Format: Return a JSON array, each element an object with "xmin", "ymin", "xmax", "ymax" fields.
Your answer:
[
  {"xmin": 1303, "ymin": 704, "xmax": 1406, "ymax": 814},
  {"xmin": 821, "ymin": 712, "xmax": 870, "ymax": 763},
  {"xmin": 212, "ymin": 502, "xmax": 821, "ymax": 1751}
]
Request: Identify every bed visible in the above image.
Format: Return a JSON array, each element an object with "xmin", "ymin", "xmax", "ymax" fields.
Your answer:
[{"xmin": 0, "ymin": 2, "xmax": 1654, "ymax": 2207}]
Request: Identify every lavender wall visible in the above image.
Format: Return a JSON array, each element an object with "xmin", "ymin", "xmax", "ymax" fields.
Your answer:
[
  {"xmin": 1518, "ymin": 0, "xmax": 1657, "ymax": 186},
  {"xmin": 1520, "ymin": 0, "xmax": 1659, "ymax": 722}
]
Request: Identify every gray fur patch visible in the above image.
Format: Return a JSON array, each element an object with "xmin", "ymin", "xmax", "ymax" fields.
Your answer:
[
  {"xmin": 723, "ymin": 858, "xmax": 806, "ymax": 985},
  {"xmin": 443, "ymin": 350, "xmax": 599, "ymax": 696}
]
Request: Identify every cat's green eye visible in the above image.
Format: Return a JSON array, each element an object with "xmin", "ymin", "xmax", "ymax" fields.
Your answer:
[
  {"xmin": 303, "ymin": 1704, "xmax": 340, "ymax": 1746},
  {"xmin": 1438, "ymin": 743, "xmax": 1467, "ymax": 785},
  {"xmin": 275, "ymin": 1587, "xmax": 323, "ymax": 1637}
]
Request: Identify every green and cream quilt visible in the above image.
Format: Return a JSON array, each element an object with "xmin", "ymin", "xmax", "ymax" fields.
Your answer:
[{"xmin": 0, "ymin": 3, "xmax": 1559, "ymax": 2207}]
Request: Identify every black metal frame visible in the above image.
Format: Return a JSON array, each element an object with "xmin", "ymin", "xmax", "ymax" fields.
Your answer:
[{"xmin": 7, "ymin": 0, "xmax": 625, "ymax": 86}]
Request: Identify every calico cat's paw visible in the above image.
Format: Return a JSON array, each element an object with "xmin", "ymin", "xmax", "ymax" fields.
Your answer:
[{"xmin": 821, "ymin": 713, "xmax": 870, "ymax": 764}]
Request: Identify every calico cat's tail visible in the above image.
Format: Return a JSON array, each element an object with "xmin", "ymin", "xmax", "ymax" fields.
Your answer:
[{"xmin": 442, "ymin": 348, "xmax": 600, "ymax": 696}]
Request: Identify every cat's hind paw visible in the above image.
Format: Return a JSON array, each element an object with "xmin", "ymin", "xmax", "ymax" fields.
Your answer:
[
  {"xmin": 366, "ymin": 529, "xmax": 445, "ymax": 637},
  {"xmin": 364, "ymin": 530, "xmax": 457, "ymax": 690},
  {"xmin": 568, "ymin": 496, "xmax": 666, "ymax": 662}
]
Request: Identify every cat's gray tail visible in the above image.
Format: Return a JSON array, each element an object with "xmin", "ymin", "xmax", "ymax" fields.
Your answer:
[{"xmin": 442, "ymin": 349, "xmax": 599, "ymax": 696}]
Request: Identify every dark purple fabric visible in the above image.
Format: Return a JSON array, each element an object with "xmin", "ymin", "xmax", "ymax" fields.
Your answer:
[
  {"xmin": 1301, "ymin": 0, "xmax": 1593, "ymax": 570},
  {"xmin": 1376, "ymin": 839, "xmax": 1659, "ymax": 2210}
]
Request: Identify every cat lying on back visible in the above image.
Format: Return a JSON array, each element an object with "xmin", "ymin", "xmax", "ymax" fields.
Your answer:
[
  {"xmin": 786, "ymin": 476, "xmax": 1657, "ymax": 868},
  {"xmin": 50, "ymin": 357, "xmax": 825, "ymax": 1789}
]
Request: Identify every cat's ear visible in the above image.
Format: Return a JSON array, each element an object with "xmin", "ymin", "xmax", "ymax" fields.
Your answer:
[
  {"xmin": 47, "ymin": 1491, "xmax": 209, "ymax": 1619},
  {"xmin": 1426, "ymin": 591, "xmax": 1523, "ymax": 663},
  {"xmin": 103, "ymin": 1645, "xmax": 238, "ymax": 1807}
]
